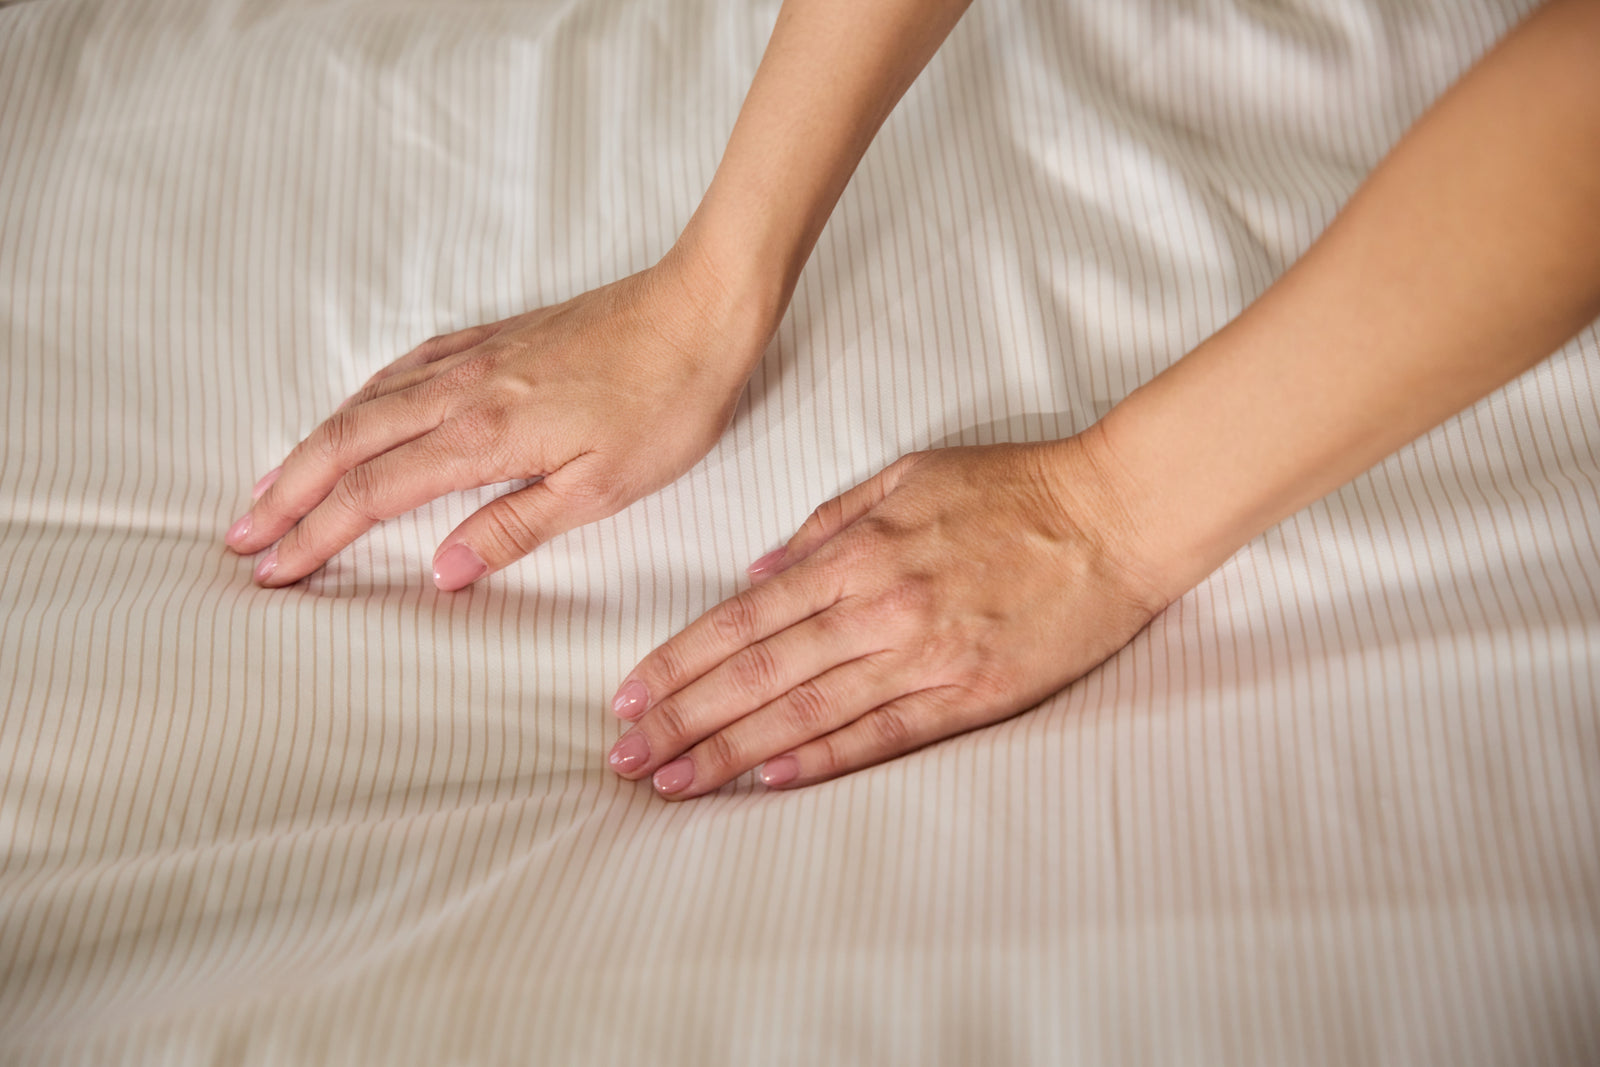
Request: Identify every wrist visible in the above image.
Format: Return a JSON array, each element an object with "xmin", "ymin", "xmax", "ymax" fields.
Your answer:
[
  {"xmin": 651, "ymin": 230, "xmax": 784, "ymax": 382},
  {"xmin": 1044, "ymin": 392, "xmax": 1264, "ymax": 612},
  {"xmin": 668, "ymin": 182, "xmax": 816, "ymax": 346},
  {"xmin": 1070, "ymin": 350, "xmax": 1273, "ymax": 605},
  {"xmin": 1032, "ymin": 429, "xmax": 1182, "ymax": 619}
]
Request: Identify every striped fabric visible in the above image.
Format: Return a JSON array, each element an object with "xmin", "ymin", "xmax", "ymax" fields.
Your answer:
[{"xmin": 2, "ymin": 0, "xmax": 1596, "ymax": 1062}]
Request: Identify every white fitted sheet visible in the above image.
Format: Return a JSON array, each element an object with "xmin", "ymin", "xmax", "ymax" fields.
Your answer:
[{"xmin": 2, "ymin": 0, "xmax": 1597, "ymax": 1062}]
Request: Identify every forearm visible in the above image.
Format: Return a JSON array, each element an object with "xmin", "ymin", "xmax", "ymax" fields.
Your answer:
[
  {"xmin": 673, "ymin": 0, "xmax": 975, "ymax": 361},
  {"xmin": 1081, "ymin": 0, "xmax": 1600, "ymax": 602}
]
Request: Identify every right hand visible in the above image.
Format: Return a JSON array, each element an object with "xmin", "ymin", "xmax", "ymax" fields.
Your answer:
[{"xmin": 224, "ymin": 246, "xmax": 770, "ymax": 590}]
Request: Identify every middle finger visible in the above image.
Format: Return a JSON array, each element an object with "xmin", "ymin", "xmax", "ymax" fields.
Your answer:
[
  {"xmin": 255, "ymin": 427, "xmax": 483, "ymax": 586},
  {"xmin": 229, "ymin": 387, "xmax": 443, "ymax": 555}
]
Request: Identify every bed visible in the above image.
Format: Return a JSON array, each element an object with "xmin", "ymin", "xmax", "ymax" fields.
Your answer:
[{"xmin": 2, "ymin": 0, "xmax": 1596, "ymax": 1062}]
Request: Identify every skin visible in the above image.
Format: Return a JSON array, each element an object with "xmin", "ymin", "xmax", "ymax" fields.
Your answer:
[
  {"xmin": 225, "ymin": 0, "xmax": 974, "ymax": 588},
  {"xmin": 226, "ymin": 0, "xmax": 1600, "ymax": 799},
  {"xmin": 224, "ymin": 248, "xmax": 767, "ymax": 588}
]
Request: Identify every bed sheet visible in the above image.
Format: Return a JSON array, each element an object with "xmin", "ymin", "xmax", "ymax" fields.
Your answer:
[{"xmin": 1, "ymin": 0, "xmax": 1597, "ymax": 1063}]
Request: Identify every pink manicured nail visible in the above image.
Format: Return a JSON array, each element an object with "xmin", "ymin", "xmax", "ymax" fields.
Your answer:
[
  {"xmin": 760, "ymin": 755, "xmax": 799, "ymax": 788},
  {"xmin": 251, "ymin": 466, "xmax": 282, "ymax": 501},
  {"xmin": 747, "ymin": 547, "xmax": 786, "ymax": 578},
  {"xmin": 653, "ymin": 757, "xmax": 694, "ymax": 795},
  {"xmin": 612, "ymin": 679, "xmax": 648, "ymax": 718},
  {"xmin": 608, "ymin": 732, "xmax": 650, "ymax": 774},
  {"xmin": 254, "ymin": 548, "xmax": 278, "ymax": 584},
  {"xmin": 225, "ymin": 513, "xmax": 252, "ymax": 546},
  {"xmin": 433, "ymin": 544, "xmax": 487, "ymax": 591}
]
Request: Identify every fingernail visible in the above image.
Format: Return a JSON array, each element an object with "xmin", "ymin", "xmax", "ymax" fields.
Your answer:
[
  {"xmin": 433, "ymin": 543, "xmax": 487, "ymax": 591},
  {"xmin": 225, "ymin": 513, "xmax": 252, "ymax": 546},
  {"xmin": 611, "ymin": 679, "xmax": 648, "ymax": 718},
  {"xmin": 652, "ymin": 757, "xmax": 694, "ymax": 795},
  {"xmin": 251, "ymin": 466, "xmax": 282, "ymax": 501},
  {"xmin": 254, "ymin": 548, "xmax": 278, "ymax": 584},
  {"xmin": 760, "ymin": 755, "xmax": 799, "ymax": 788},
  {"xmin": 747, "ymin": 547, "xmax": 785, "ymax": 578},
  {"xmin": 608, "ymin": 732, "xmax": 650, "ymax": 775}
]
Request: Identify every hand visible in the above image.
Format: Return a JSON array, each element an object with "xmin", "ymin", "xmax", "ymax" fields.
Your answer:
[
  {"xmin": 224, "ymin": 246, "xmax": 768, "ymax": 589},
  {"xmin": 604, "ymin": 434, "xmax": 1174, "ymax": 799}
]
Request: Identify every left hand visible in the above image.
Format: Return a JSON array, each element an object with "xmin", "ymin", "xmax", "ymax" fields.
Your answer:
[{"xmin": 604, "ymin": 434, "xmax": 1174, "ymax": 799}]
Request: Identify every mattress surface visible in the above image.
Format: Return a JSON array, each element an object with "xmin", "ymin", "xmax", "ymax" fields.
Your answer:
[{"xmin": 1, "ymin": 0, "xmax": 1597, "ymax": 1062}]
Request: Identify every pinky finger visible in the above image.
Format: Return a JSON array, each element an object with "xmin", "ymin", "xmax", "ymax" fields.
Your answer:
[
  {"xmin": 335, "ymin": 359, "xmax": 452, "ymax": 414},
  {"xmin": 344, "ymin": 323, "xmax": 500, "ymax": 403},
  {"xmin": 759, "ymin": 686, "xmax": 963, "ymax": 789},
  {"xmin": 750, "ymin": 451, "xmax": 928, "ymax": 583}
]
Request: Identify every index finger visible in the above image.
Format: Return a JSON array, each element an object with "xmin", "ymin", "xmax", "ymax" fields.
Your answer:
[
  {"xmin": 227, "ymin": 387, "xmax": 442, "ymax": 556},
  {"xmin": 613, "ymin": 561, "xmax": 846, "ymax": 720}
]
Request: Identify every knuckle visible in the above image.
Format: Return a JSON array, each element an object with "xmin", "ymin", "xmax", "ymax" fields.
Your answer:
[
  {"xmin": 783, "ymin": 679, "xmax": 835, "ymax": 734},
  {"xmin": 712, "ymin": 592, "xmax": 761, "ymax": 644},
  {"xmin": 695, "ymin": 729, "xmax": 744, "ymax": 780},
  {"xmin": 345, "ymin": 382, "xmax": 379, "ymax": 408},
  {"xmin": 649, "ymin": 699, "xmax": 695, "ymax": 749},
  {"xmin": 808, "ymin": 495, "xmax": 844, "ymax": 532},
  {"xmin": 893, "ymin": 450, "xmax": 928, "ymax": 471},
  {"xmin": 866, "ymin": 704, "xmax": 915, "ymax": 752},
  {"xmin": 479, "ymin": 501, "xmax": 542, "ymax": 555},
  {"xmin": 313, "ymin": 410, "xmax": 360, "ymax": 466},
  {"xmin": 330, "ymin": 465, "xmax": 381, "ymax": 521},
  {"xmin": 965, "ymin": 665, "xmax": 1011, "ymax": 701},
  {"xmin": 812, "ymin": 733, "xmax": 847, "ymax": 779},
  {"xmin": 727, "ymin": 643, "xmax": 780, "ymax": 700},
  {"xmin": 952, "ymin": 643, "xmax": 1012, "ymax": 698},
  {"xmin": 650, "ymin": 642, "xmax": 690, "ymax": 691}
]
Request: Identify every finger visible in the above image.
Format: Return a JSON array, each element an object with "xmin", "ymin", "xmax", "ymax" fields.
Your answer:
[
  {"xmin": 431, "ymin": 458, "xmax": 613, "ymax": 591},
  {"xmin": 757, "ymin": 687, "xmax": 965, "ymax": 790},
  {"xmin": 605, "ymin": 608, "xmax": 874, "ymax": 780},
  {"xmin": 349, "ymin": 324, "xmax": 499, "ymax": 398},
  {"xmin": 610, "ymin": 563, "xmax": 845, "ymax": 720},
  {"xmin": 639, "ymin": 654, "xmax": 907, "ymax": 800},
  {"xmin": 747, "ymin": 451, "xmax": 927, "ymax": 584},
  {"xmin": 334, "ymin": 358, "xmax": 457, "ymax": 414},
  {"xmin": 228, "ymin": 388, "xmax": 444, "ymax": 555},
  {"xmin": 256, "ymin": 431, "xmax": 478, "ymax": 586}
]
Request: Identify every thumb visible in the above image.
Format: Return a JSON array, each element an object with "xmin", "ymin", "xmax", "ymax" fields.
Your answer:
[
  {"xmin": 749, "ymin": 450, "xmax": 929, "ymax": 584},
  {"xmin": 431, "ymin": 467, "xmax": 613, "ymax": 591}
]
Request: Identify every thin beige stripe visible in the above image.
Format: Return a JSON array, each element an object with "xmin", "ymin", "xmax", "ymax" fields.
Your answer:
[{"xmin": 2, "ymin": 0, "xmax": 1596, "ymax": 1063}]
